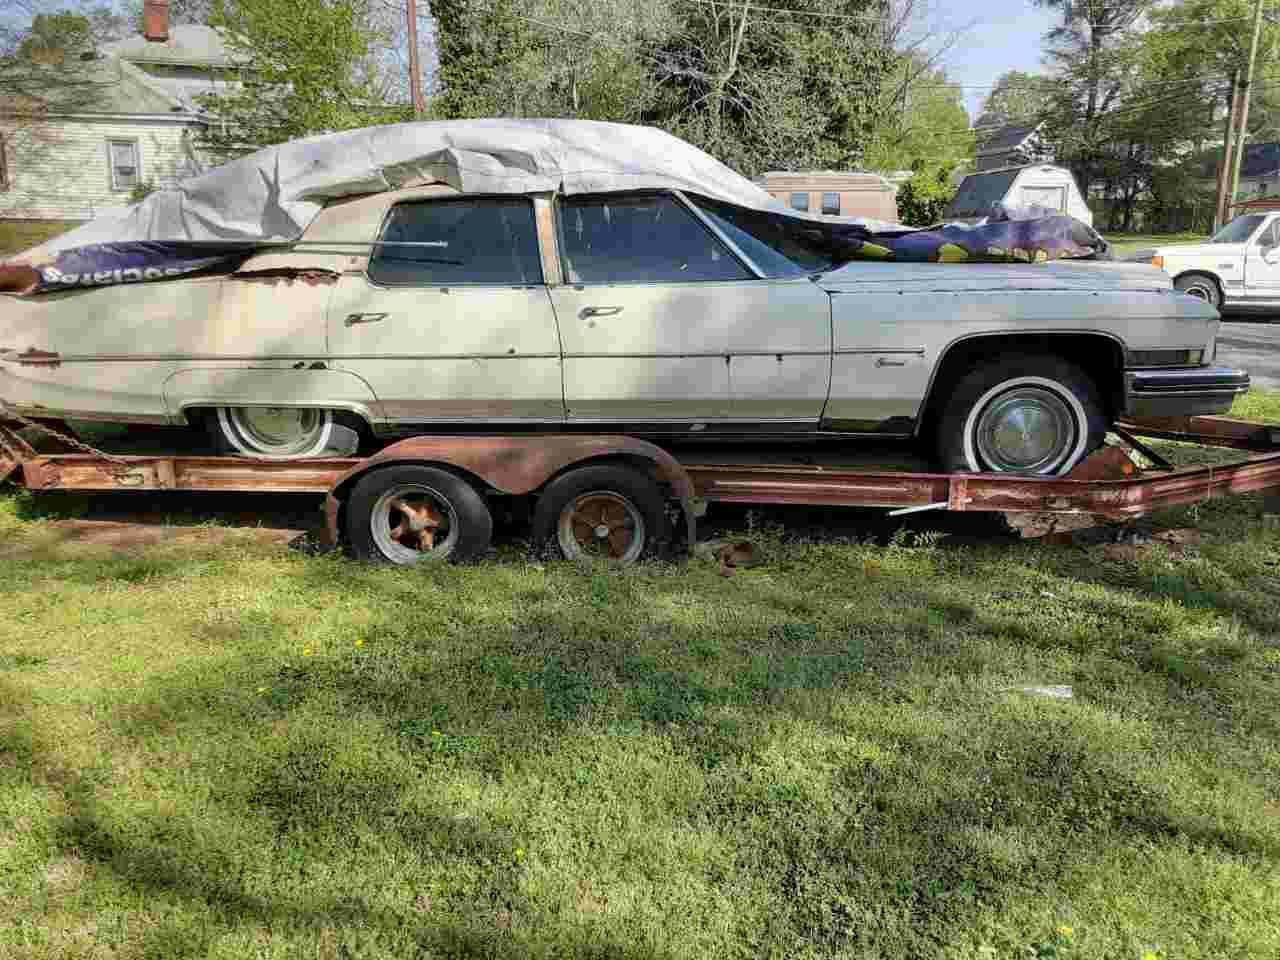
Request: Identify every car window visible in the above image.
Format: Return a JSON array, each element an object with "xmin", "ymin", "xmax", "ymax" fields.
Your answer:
[
  {"xmin": 369, "ymin": 198, "xmax": 542, "ymax": 286},
  {"xmin": 690, "ymin": 195, "xmax": 838, "ymax": 277},
  {"xmin": 559, "ymin": 194, "xmax": 751, "ymax": 284},
  {"xmin": 1210, "ymin": 214, "xmax": 1266, "ymax": 244},
  {"xmin": 1258, "ymin": 219, "xmax": 1280, "ymax": 247}
]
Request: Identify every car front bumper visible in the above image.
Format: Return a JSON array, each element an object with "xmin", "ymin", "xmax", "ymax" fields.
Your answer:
[{"xmin": 1124, "ymin": 365, "xmax": 1251, "ymax": 417}]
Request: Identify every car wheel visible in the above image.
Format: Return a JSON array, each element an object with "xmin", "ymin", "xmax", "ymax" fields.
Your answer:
[
  {"xmin": 1174, "ymin": 273, "xmax": 1222, "ymax": 310},
  {"xmin": 211, "ymin": 406, "xmax": 334, "ymax": 459},
  {"xmin": 531, "ymin": 464, "xmax": 668, "ymax": 563},
  {"xmin": 345, "ymin": 465, "xmax": 492, "ymax": 564},
  {"xmin": 936, "ymin": 353, "xmax": 1108, "ymax": 475}
]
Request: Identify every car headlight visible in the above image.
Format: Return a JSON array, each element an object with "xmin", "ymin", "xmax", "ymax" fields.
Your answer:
[{"xmin": 1125, "ymin": 348, "xmax": 1205, "ymax": 367}]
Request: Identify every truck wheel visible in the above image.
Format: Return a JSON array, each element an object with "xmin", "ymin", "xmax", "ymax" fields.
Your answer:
[
  {"xmin": 345, "ymin": 465, "xmax": 492, "ymax": 564},
  {"xmin": 211, "ymin": 406, "xmax": 334, "ymax": 459},
  {"xmin": 531, "ymin": 464, "xmax": 668, "ymax": 563},
  {"xmin": 1174, "ymin": 273, "xmax": 1222, "ymax": 310},
  {"xmin": 936, "ymin": 354, "xmax": 1107, "ymax": 475}
]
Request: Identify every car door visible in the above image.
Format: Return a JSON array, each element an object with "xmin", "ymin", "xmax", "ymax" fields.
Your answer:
[
  {"xmin": 325, "ymin": 195, "xmax": 564, "ymax": 427},
  {"xmin": 551, "ymin": 191, "xmax": 831, "ymax": 429},
  {"xmin": 1244, "ymin": 216, "xmax": 1280, "ymax": 299}
]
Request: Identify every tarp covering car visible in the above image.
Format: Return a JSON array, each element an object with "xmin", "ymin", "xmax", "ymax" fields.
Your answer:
[{"xmin": 2, "ymin": 119, "xmax": 1109, "ymax": 296}]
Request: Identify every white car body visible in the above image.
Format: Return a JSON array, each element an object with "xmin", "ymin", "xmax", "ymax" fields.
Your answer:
[
  {"xmin": 1152, "ymin": 211, "xmax": 1280, "ymax": 312},
  {"xmin": 0, "ymin": 182, "xmax": 1245, "ymax": 450}
]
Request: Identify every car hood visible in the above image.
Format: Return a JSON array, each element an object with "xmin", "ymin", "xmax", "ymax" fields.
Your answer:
[
  {"xmin": 817, "ymin": 259, "xmax": 1173, "ymax": 294},
  {"xmin": 1153, "ymin": 242, "xmax": 1243, "ymax": 259}
]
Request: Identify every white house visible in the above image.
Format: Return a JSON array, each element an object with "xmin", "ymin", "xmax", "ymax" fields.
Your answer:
[{"xmin": 0, "ymin": 1, "xmax": 231, "ymax": 228}]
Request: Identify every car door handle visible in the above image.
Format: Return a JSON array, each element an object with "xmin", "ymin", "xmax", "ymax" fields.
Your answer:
[
  {"xmin": 344, "ymin": 312, "xmax": 389, "ymax": 327},
  {"xmin": 875, "ymin": 357, "xmax": 908, "ymax": 367},
  {"xmin": 579, "ymin": 306, "xmax": 623, "ymax": 319}
]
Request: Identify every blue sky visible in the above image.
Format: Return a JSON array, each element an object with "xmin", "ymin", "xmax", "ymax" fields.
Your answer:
[{"xmin": 937, "ymin": 0, "xmax": 1060, "ymax": 121}]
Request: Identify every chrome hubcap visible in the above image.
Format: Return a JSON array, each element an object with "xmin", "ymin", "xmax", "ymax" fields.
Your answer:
[
  {"xmin": 974, "ymin": 387, "xmax": 1077, "ymax": 474},
  {"xmin": 221, "ymin": 406, "xmax": 331, "ymax": 458}
]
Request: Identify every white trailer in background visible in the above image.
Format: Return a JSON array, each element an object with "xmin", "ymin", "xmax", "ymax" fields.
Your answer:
[{"xmin": 947, "ymin": 164, "xmax": 1093, "ymax": 226}]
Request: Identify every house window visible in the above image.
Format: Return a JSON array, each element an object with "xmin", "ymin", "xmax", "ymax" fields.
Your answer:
[
  {"xmin": 0, "ymin": 133, "xmax": 9, "ymax": 191},
  {"xmin": 107, "ymin": 139, "xmax": 140, "ymax": 191},
  {"xmin": 821, "ymin": 192, "xmax": 840, "ymax": 215},
  {"xmin": 789, "ymin": 192, "xmax": 809, "ymax": 211}
]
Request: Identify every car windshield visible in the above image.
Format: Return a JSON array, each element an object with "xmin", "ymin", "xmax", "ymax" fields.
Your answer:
[
  {"xmin": 1210, "ymin": 214, "xmax": 1267, "ymax": 243},
  {"xmin": 688, "ymin": 196, "xmax": 841, "ymax": 277}
]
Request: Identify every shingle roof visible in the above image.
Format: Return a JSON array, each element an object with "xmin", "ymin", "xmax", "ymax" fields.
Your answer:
[
  {"xmin": 103, "ymin": 25, "xmax": 233, "ymax": 67},
  {"xmin": 0, "ymin": 54, "xmax": 184, "ymax": 116},
  {"xmin": 946, "ymin": 168, "xmax": 1022, "ymax": 218},
  {"xmin": 975, "ymin": 124, "xmax": 1040, "ymax": 157}
]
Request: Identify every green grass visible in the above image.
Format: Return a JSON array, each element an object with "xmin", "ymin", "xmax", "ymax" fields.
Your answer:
[
  {"xmin": 0, "ymin": 220, "xmax": 81, "ymax": 256},
  {"xmin": 1103, "ymin": 232, "xmax": 1205, "ymax": 257},
  {"xmin": 1, "ymin": 396, "xmax": 1279, "ymax": 959}
]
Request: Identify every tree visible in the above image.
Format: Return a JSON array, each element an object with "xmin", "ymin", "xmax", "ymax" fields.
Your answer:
[
  {"xmin": 1035, "ymin": 0, "xmax": 1154, "ymax": 197},
  {"xmin": 429, "ymin": 0, "xmax": 898, "ymax": 176},
  {"xmin": 895, "ymin": 165, "xmax": 954, "ymax": 225},
  {"xmin": 196, "ymin": 0, "xmax": 408, "ymax": 160},
  {"xmin": 862, "ymin": 58, "xmax": 971, "ymax": 174},
  {"xmin": 640, "ymin": 0, "xmax": 897, "ymax": 175},
  {"xmin": 975, "ymin": 70, "xmax": 1056, "ymax": 128}
]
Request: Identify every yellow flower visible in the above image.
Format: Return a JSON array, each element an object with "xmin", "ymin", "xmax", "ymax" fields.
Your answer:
[
  {"xmin": 1141, "ymin": 953, "xmax": 1159, "ymax": 960},
  {"xmin": 514, "ymin": 848, "xmax": 525, "ymax": 861},
  {"xmin": 257, "ymin": 686, "xmax": 267, "ymax": 693},
  {"xmin": 432, "ymin": 730, "xmax": 442, "ymax": 737},
  {"xmin": 1057, "ymin": 926, "xmax": 1074, "ymax": 939},
  {"xmin": 302, "ymin": 647, "xmax": 313, "ymax": 656},
  {"xmin": 355, "ymin": 639, "xmax": 365, "ymax": 647}
]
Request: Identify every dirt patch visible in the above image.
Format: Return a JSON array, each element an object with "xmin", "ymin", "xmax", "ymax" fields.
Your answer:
[{"xmin": 10, "ymin": 519, "xmax": 305, "ymax": 555}]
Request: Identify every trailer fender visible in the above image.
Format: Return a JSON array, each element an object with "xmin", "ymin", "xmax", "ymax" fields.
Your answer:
[{"xmin": 323, "ymin": 435, "xmax": 697, "ymax": 552}]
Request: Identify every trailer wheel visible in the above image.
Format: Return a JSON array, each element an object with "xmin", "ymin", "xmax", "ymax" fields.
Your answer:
[
  {"xmin": 531, "ymin": 464, "xmax": 667, "ymax": 563},
  {"xmin": 345, "ymin": 465, "xmax": 492, "ymax": 564},
  {"xmin": 937, "ymin": 353, "xmax": 1107, "ymax": 475}
]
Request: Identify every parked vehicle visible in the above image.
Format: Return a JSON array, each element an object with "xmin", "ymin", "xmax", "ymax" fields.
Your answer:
[
  {"xmin": 947, "ymin": 164, "xmax": 1093, "ymax": 226},
  {"xmin": 1151, "ymin": 212, "xmax": 1280, "ymax": 312},
  {"xmin": 0, "ymin": 121, "xmax": 1248, "ymax": 476}
]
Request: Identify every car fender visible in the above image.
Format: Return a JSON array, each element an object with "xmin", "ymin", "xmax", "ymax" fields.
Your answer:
[{"xmin": 163, "ymin": 367, "xmax": 382, "ymax": 426}]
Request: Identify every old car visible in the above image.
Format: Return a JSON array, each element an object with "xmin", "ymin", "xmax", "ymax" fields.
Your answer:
[
  {"xmin": 1150, "ymin": 211, "xmax": 1280, "ymax": 312},
  {"xmin": 1, "ymin": 120, "xmax": 1249, "ymax": 476}
]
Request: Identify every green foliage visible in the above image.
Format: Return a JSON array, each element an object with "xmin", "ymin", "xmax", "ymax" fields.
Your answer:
[
  {"xmin": 431, "ymin": 0, "xmax": 898, "ymax": 176},
  {"xmin": 14, "ymin": 12, "xmax": 95, "ymax": 61},
  {"xmin": 895, "ymin": 166, "xmax": 955, "ymax": 226},
  {"xmin": 861, "ymin": 58, "xmax": 973, "ymax": 174},
  {"xmin": 196, "ymin": 0, "xmax": 409, "ymax": 160},
  {"xmin": 127, "ymin": 180, "xmax": 156, "ymax": 204},
  {"xmin": 976, "ymin": 70, "xmax": 1058, "ymax": 129}
]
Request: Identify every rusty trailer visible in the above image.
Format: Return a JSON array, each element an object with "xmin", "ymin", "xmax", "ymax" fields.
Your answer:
[{"xmin": 2, "ymin": 415, "xmax": 1279, "ymax": 563}]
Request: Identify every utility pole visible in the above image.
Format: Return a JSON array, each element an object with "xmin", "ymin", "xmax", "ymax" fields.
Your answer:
[
  {"xmin": 406, "ymin": 0, "xmax": 426, "ymax": 118},
  {"xmin": 1215, "ymin": 70, "xmax": 1241, "ymax": 231},
  {"xmin": 1228, "ymin": 0, "xmax": 1268, "ymax": 218}
]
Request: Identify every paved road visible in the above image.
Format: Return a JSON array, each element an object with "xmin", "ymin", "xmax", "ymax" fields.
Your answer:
[{"xmin": 1217, "ymin": 319, "xmax": 1280, "ymax": 391}]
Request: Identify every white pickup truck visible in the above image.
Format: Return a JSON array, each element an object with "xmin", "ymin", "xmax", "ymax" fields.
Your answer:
[{"xmin": 1151, "ymin": 212, "xmax": 1280, "ymax": 312}]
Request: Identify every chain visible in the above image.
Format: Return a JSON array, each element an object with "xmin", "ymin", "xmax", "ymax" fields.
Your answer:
[{"xmin": 0, "ymin": 401, "xmax": 134, "ymax": 470}]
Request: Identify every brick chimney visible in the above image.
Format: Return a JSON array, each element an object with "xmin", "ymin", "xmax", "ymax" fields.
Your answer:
[{"xmin": 143, "ymin": 0, "xmax": 170, "ymax": 43}]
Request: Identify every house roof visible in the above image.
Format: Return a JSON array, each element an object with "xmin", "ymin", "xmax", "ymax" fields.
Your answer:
[
  {"xmin": 0, "ymin": 53, "xmax": 186, "ymax": 116},
  {"xmin": 946, "ymin": 167, "xmax": 1022, "ymax": 217},
  {"xmin": 975, "ymin": 123, "xmax": 1040, "ymax": 158},
  {"xmin": 102, "ymin": 25, "xmax": 232, "ymax": 67}
]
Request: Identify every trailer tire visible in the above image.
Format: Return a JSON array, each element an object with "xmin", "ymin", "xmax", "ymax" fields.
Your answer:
[
  {"xmin": 345, "ymin": 465, "xmax": 492, "ymax": 564},
  {"xmin": 937, "ymin": 353, "xmax": 1107, "ymax": 475},
  {"xmin": 531, "ymin": 464, "xmax": 668, "ymax": 563}
]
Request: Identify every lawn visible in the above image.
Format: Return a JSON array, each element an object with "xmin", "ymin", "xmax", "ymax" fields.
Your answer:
[
  {"xmin": 1, "ymin": 395, "xmax": 1279, "ymax": 959},
  {"xmin": 1102, "ymin": 232, "xmax": 1205, "ymax": 257},
  {"xmin": 0, "ymin": 221, "xmax": 80, "ymax": 257}
]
